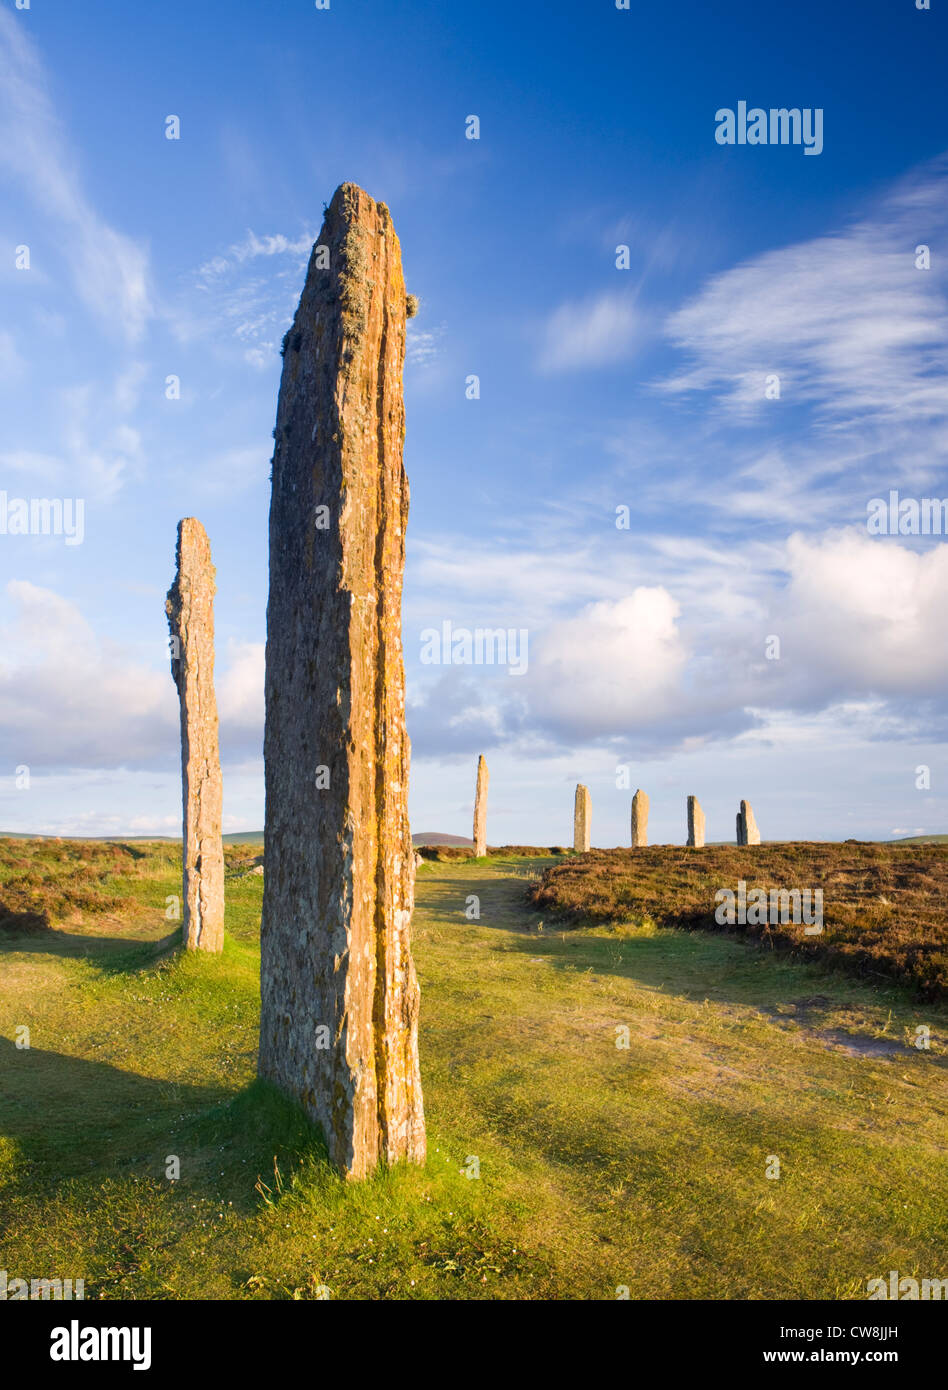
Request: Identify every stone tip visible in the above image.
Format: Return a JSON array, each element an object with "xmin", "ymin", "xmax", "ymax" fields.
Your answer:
[
  {"xmin": 174, "ymin": 517, "xmax": 212, "ymax": 567},
  {"xmin": 326, "ymin": 182, "xmax": 391, "ymax": 224}
]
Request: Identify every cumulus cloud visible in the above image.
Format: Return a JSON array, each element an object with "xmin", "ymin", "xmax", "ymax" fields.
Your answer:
[
  {"xmin": 767, "ymin": 528, "xmax": 948, "ymax": 704},
  {"xmin": 406, "ymin": 521, "xmax": 948, "ymax": 759},
  {"xmin": 0, "ymin": 581, "xmax": 172, "ymax": 769},
  {"xmin": 0, "ymin": 585, "xmax": 268, "ymax": 772},
  {"xmin": 407, "ymin": 669, "xmax": 518, "ymax": 758},
  {"xmin": 528, "ymin": 590, "xmax": 687, "ymax": 739}
]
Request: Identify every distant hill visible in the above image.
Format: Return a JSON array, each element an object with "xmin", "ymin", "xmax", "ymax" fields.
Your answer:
[
  {"xmin": 0, "ymin": 829, "xmax": 470, "ymax": 846},
  {"xmin": 411, "ymin": 832, "xmax": 473, "ymax": 847},
  {"xmin": 888, "ymin": 834, "xmax": 948, "ymax": 845}
]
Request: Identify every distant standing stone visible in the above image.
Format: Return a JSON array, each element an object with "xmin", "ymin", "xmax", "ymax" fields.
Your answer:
[
  {"xmin": 573, "ymin": 784, "xmax": 591, "ymax": 852},
  {"xmin": 687, "ymin": 795, "xmax": 705, "ymax": 848},
  {"xmin": 473, "ymin": 755, "xmax": 489, "ymax": 857},
  {"xmin": 631, "ymin": 788, "xmax": 649, "ymax": 847},
  {"xmin": 165, "ymin": 518, "xmax": 225, "ymax": 953},
  {"xmin": 740, "ymin": 799, "xmax": 761, "ymax": 846}
]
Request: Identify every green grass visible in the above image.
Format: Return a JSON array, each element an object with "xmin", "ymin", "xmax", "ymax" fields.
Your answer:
[{"xmin": 1, "ymin": 844, "xmax": 946, "ymax": 1299}]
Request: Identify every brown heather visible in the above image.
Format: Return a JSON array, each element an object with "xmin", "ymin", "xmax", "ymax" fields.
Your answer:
[{"xmin": 529, "ymin": 842, "xmax": 948, "ymax": 999}]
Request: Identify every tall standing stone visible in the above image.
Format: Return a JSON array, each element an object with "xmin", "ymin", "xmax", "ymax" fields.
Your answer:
[
  {"xmin": 473, "ymin": 755, "xmax": 489, "ymax": 857},
  {"xmin": 631, "ymin": 789, "xmax": 649, "ymax": 847},
  {"xmin": 739, "ymin": 799, "xmax": 761, "ymax": 846},
  {"xmin": 258, "ymin": 184, "xmax": 425, "ymax": 1180},
  {"xmin": 573, "ymin": 783, "xmax": 591, "ymax": 852},
  {"xmin": 687, "ymin": 795, "xmax": 705, "ymax": 848},
  {"xmin": 165, "ymin": 518, "xmax": 225, "ymax": 953}
]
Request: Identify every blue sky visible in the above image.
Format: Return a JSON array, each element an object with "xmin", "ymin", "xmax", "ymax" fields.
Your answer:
[{"xmin": 1, "ymin": 0, "xmax": 947, "ymax": 844}]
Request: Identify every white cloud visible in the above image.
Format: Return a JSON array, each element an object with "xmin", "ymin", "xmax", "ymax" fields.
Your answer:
[
  {"xmin": 0, "ymin": 580, "xmax": 171, "ymax": 769},
  {"xmin": 662, "ymin": 158, "xmax": 948, "ymax": 428},
  {"xmin": 0, "ymin": 586, "xmax": 267, "ymax": 772},
  {"xmin": 196, "ymin": 231, "xmax": 315, "ymax": 281},
  {"xmin": 60, "ymin": 381, "xmax": 146, "ymax": 501},
  {"xmin": 406, "ymin": 321, "xmax": 444, "ymax": 367},
  {"xmin": 0, "ymin": 11, "xmax": 151, "ymax": 340},
  {"xmin": 217, "ymin": 640, "xmax": 264, "ymax": 734},
  {"xmin": 771, "ymin": 528, "xmax": 948, "ymax": 699},
  {"xmin": 170, "ymin": 227, "xmax": 314, "ymax": 363},
  {"xmin": 537, "ymin": 292, "xmax": 641, "ymax": 372},
  {"xmin": 529, "ymin": 589, "xmax": 687, "ymax": 738}
]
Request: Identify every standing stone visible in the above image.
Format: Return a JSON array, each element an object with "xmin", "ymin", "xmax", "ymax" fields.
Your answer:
[
  {"xmin": 573, "ymin": 783, "xmax": 591, "ymax": 853},
  {"xmin": 258, "ymin": 183, "xmax": 425, "ymax": 1180},
  {"xmin": 165, "ymin": 518, "xmax": 225, "ymax": 953},
  {"xmin": 631, "ymin": 789, "xmax": 649, "ymax": 847},
  {"xmin": 473, "ymin": 755, "xmax": 489, "ymax": 857},
  {"xmin": 687, "ymin": 795, "xmax": 705, "ymax": 848},
  {"xmin": 739, "ymin": 799, "xmax": 761, "ymax": 846}
]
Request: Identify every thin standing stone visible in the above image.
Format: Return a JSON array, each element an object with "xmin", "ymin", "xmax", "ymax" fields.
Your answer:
[
  {"xmin": 631, "ymin": 788, "xmax": 649, "ymax": 847},
  {"xmin": 258, "ymin": 183, "xmax": 425, "ymax": 1180},
  {"xmin": 687, "ymin": 795, "xmax": 705, "ymax": 848},
  {"xmin": 473, "ymin": 755, "xmax": 489, "ymax": 857},
  {"xmin": 740, "ymin": 799, "xmax": 761, "ymax": 846},
  {"xmin": 165, "ymin": 518, "xmax": 225, "ymax": 953},
  {"xmin": 573, "ymin": 783, "xmax": 591, "ymax": 852}
]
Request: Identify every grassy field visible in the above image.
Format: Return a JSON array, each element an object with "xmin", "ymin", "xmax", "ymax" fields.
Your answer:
[{"xmin": 1, "ymin": 838, "xmax": 946, "ymax": 1300}]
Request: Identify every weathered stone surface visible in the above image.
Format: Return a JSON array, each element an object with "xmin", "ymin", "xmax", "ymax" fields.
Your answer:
[
  {"xmin": 631, "ymin": 788, "xmax": 649, "ymax": 847},
  {"xmin": 473, "ymin": 755, "xmax": 489, "ymax": 858},
  {"xmin": 165, "ymin": 518, "xmax": 225, "ymax": 953},
  {"xmin": 258, "ymin": 183, "xmax": 425, "ymax": 1180},
  {"xmin": 740, "ymin": 799, "xmax": 761, "ymax": 846},
  {"xmin": 687, "ymin": 795, "xmax": 705, "ymax": 848},
  {"xmin": 573, "ymin": 783, "xmax": 591, "ymax": 852}
]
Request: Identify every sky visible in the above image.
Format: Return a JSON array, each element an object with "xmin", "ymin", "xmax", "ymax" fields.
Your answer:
[{"xmin": 1, "ymin": 0, "xmax": 947, "ymax": 846}]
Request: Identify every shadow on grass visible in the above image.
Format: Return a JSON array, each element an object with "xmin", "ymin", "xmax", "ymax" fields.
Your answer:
[
  {"xmin": 420, "ymin": 865, "xmax": 948, "ymax": 1026},
  {"xmin": 0, "ymin": 1032, "xmax": 328, "ymax": 1210},
  {"xmin": 0, "ymin": 925, "xmax": 182, "ymax": 970}
]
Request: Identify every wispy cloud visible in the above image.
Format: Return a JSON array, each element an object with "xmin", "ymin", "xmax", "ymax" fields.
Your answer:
[
  {"xmin": 536, "ymin": 291, "xmax": 642, "ymax": 372},
  {"xmin": 0, "ymin": 10, "xmax": 152, "ymax": 341},
  {"xmin": 661, "ymin": 157, "xmax": 948, "ymax": 429},
  {"xmin": 170, "ymin": 228, "xmax": 315, "ymax": 365},
  {"xmin": 196, "ymin": 230, "xmax": 315, "ymax": 283}
]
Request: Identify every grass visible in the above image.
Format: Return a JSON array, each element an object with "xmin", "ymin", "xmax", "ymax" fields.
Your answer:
[
  {"xmin": 530, "ymin": 842, "xmax": 948, "ymax": 999},
  {"xmin": 0, "ymin": 840, "xmax": 946, "ymax": 1299}
]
